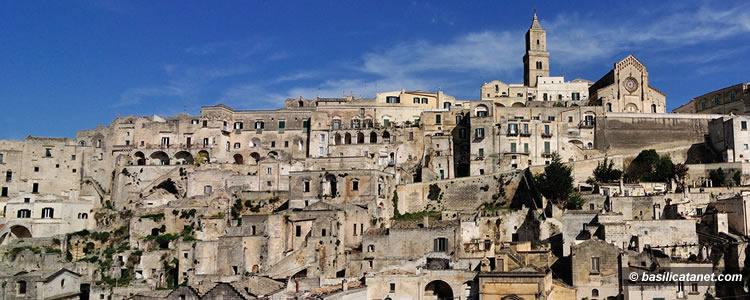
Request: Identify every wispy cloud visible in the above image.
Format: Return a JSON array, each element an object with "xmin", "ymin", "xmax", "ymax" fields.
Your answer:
[{"xmin": 121, "ymin": 1, "xmax": 750, "ymax": 109}]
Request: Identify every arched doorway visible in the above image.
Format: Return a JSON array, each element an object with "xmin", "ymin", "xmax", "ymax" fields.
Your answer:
[
  {"xmin": 233, "ymin": 154, "xmax": 244, "ymax": 165},
  {"xmin": 150, "ymin": 151, "xmax": 170, "ymax": 165},
  {"xmin": 174, "ymin": 151, "xmax": 194, "ymax": 165},
  {"xmin": 134, "ymin": 151, "xmax": 146, "ymax": 165},
  {"xmin": 10, "ymin": 225, "xmax": 32, "ymax": 239},
  {"xmin": 249, "ymin": 152, "xmax": 261, "ymax": 164},
  {"xmin": 424, "ymin": 280, "xmax": 453, "ymax": 300}
]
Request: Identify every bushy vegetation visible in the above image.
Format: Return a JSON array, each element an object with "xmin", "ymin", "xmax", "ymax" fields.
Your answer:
[
  {"xmin": 534, "ymin": 153, "xmax": 574, "ymax": 206},
  {"xmin": 590, "ymin": 157, "xmax": 623, "ymax": 183},
  {"xmin": 392, "ymin": 210, "xmax": 440, "ymax": 221},
  {"xmin": 625, "ymin": 149, "xmax": 676, "ymax": 183}
]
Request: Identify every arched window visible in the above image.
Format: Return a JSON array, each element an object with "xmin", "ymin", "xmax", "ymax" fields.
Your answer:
[
  {"xmin": 334, "ymin": 133, "xmax": 342, "ymax": 145},
  {"xmin": 370, "ymin": 132, "xmax": 378, "ymax": 143},
  {"xmin": 357, "ymin": 132, "xmax": 365, "ymax": 144},
  {"xmin": 41, "ymin": 207, "xmax": 54, "ymax": 219},
  {"xmin": 592, "ymin": 289, "xmax": 599, "ymax": 297},
  {"xmin": 17, "ymin": 209, "xmax": 31, "ymax": 218},
  {"xmin": 651, "ymin": 104, "xmax": 657, "ymax": 113},
  {"xmin": 606, "ymin": 103, "xmax": 612, "ymax": 112},
  {"xmin": 233, "ymin": 142, "xmax": 241, "ymax": 149},
  {"xmin": 79, "ymin": 213, "xmax": 88, "ymax": 219},
  {"xmin": 344, "ymin": 133, "xmax": 352, "ymax": 144},
  {"xmin": 421, "ymin": 98, "xmax": 428, "ymax": 104},
  {"xmin": 382, "ymin": 131, "xmax": 391, "ymax": 143}
]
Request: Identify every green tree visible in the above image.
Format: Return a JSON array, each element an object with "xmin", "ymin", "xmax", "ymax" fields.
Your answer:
[
  {"xmin": 535, "ymin": 153, "xmax": 574, "ymax": 206},
  {"xmin": 647, "ymin": 155, "xmax": 675, "ymax": 182},
  {"xmin": 733, "ymin": 170, "xmax": 742, "ymax": 186},
  {"xmin": 626, "ymin": 149, "xmax": 660, "ymax": 181},
  {"xmin": 674, "ymin": 163, "xmax": 689, "ymax": 192},
  {"xmin": 625, "ymin": 149, "xmax": 676, "ymax": 183},
  {"xmin": 591, "ymin": 157, "xmax": 623, "ymax": 183},
  {"xmin": 709, "ymin": 168, "xmax": 727, "ymax": 187}
]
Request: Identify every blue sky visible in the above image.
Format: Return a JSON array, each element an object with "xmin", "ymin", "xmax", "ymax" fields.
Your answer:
[{"xmin": 1, "ymin": 1, "xmax": 749, "ymax": 139}]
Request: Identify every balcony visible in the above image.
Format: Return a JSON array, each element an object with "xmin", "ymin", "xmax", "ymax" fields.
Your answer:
[
  {"xmin": 519, "ymin": 131, "xmax": 531, "ymax": 137},
  {"xmin": 506, "ymin": 132, "xmax": 519, "ymax": 137},
  {"xmin": 541, "ymin": 132, "xmax": 553, "ymax": 138},
  {"xmin": 579, "ymin": 122, "xmax": 595, "ymax": 129},
  {"xmin": 541, "ymin": 152, "xmax": 554, "ymax": 158}
]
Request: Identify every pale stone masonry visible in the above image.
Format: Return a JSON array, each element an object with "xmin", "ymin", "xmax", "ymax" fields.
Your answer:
[{"xmin": 0, "ymin": 13, "xmax": 748, "ymax": 300}]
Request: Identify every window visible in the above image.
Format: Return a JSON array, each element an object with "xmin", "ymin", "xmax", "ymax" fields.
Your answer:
[
  {"xmin": 79, "ymin": 213, "xmax": 88, "ymax": 219},
  {"xmin": 413, "ymin": 97, "xmax": 420, "ymax": 104},
  {"xmin": 421, "ymin": 97, "xmax": 428, "ymax": 104},
  {"xmin": 203, "ymin": 185, "xmax": 212, "ymax": 196},
  {"xmin": 295, "ymin": 225, "xmax": 302, "ymax": 237},
  {"xmin": 351, "ymin": 119, "xmax": 360, "ymax": 129},
  {"xmin": 234, "ymin": 122, "xmax": 243, "ymax": 130},
  {"xmin": 544, "ymin": 141, "xmax": 551, "ymax": 154},
  {"xmin": 41, "ymin": 207, "xmax": 54, "ymax": 218},
  {"xmin": 508, "ymin": 123, "xmax": 518, "ymax": 135},
  {"xmin": 572, "ymin": 92, "xmax": 581, "ymax": 101},
  {"xmin": 510, "ymin": 143, "xmax": 517, "ymax": 153},
  {"xmin": 543, "ymin": 93, "xmax": 548, "ymax": 101},
  {"xmin": 332, "ymin": 119, "xmax": 341, "ymax": 130},
  {"xmin": 34, "ymin": 166, "xmax": 39, "ymax": 172},
  {"xmin": 536, "ymin": 61, "xmax": 542, "ymax": 70},
  {"xmin": 433, "ymin": 237, "xmax": 448, "ymax": 252},
  {"xmin": 0, "ymin": 153, "xmax": 3, "ymax": 164},
  {"xmin": 691, "ymin": 283, "xmax": 698, "ymax": 293},
  {"xmin": 304, "ymin": 181, "xmax": 310, "ymax": 192},
  {"xmin": 1, "ymin": 187, "xmax": 7, "ymax": 197},
  {"xmin": 234, "ymin": 143, "xmax": 241, "ymax": 149},
  {"xmin": 45, "ymin": 148, "xmax": 52, "ymax": 157},
  {"xmin": 651, "ymin": 104, "xmax": 657, "ymax": 113},
  {"xmin": 592, "ymin": 289, "xmax": 599, "ymax": 297},
  {"xmin": 523, "ymin": 143, "xmax": 529, "ymax": 153},
  {"xmin": 266, "ymin": 167, "xmax": 272, "ymax": 175},
  {"xmin": 389, "ymin": 283, "xmax": 396, "ymax": 293},
  {"xmin": 475, "ymin": 128, "xmax": 485, "ymax": 139},
  {"xmin": 386, "ymin": 96, "xmax": 400, "ymax": 104},
  {"xmin": 6, "ymin": 170, "xmax": 12, "ymax": 182},
  {"xmin": 17, "ymin": 209, "xmax": 31, "ymax": 218},
  {"xmin": 591, "ymin": 257, "xmax": 600, "ymax": 273},
  {"xmin": 742, "ymin": 121, "xmax": 748, "ymax": 131},
  {"xmin": 17, "ymin": 281, "xmax": 26, "ymax": 295},
  {"xmin": 32, "ymin": 183, "xmax": 39, "ymax": 194},
  {"xmin": 544, "ymin": 124, "xmax": 550, "ymax": 135},
  {"xmin": 278, "ymin": 120, "xmax": 286, "ymax": 129},
  {"xmin": 435, "ymin": 114, "xmax": 442, "ymax": 124},
  {"xmin": 606, "ymin": 103, "xmax": 612, "ymax": 112},
  {"xmin": 352, "ymin": 180, "xmax": 359, "ymax": 191},
  {"xmin": 478, "ymin": 148, "xmax": 484, "ymax": 157},
  {"xmin": 203, "ymin": 138, "xmax": 209, "ymax": 146},
  {"xmin": 353, "ymin": 224, "xmax": 358, "ymax": 236},
  {"xmin": 568, "ymin": 116, "xmax": 573, "ymax": 123},
  {"xmin": 254, "ymin": 121, "xmax": 265, "ymax": 129}
]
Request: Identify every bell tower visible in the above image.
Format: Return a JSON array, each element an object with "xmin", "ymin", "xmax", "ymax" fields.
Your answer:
[{"xmin": 523, "ymin": 13, "xmax": 550, "ymax": 88}]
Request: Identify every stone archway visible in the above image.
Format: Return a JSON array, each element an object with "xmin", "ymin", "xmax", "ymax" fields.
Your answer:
[{"xmin": 424, "ymin": 280, "xmax": 453, "ymax": 300}]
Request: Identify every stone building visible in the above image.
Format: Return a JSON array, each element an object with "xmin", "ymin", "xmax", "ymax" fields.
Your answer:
[{"xmin": 674, "ymin": 82, "xmax": 750, "ymax": 115}]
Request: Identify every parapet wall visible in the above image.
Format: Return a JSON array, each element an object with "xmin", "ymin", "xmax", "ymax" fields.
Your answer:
[{"xmin": 595, "ymin": 113, "xmax": 718, "ymax": 154}]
